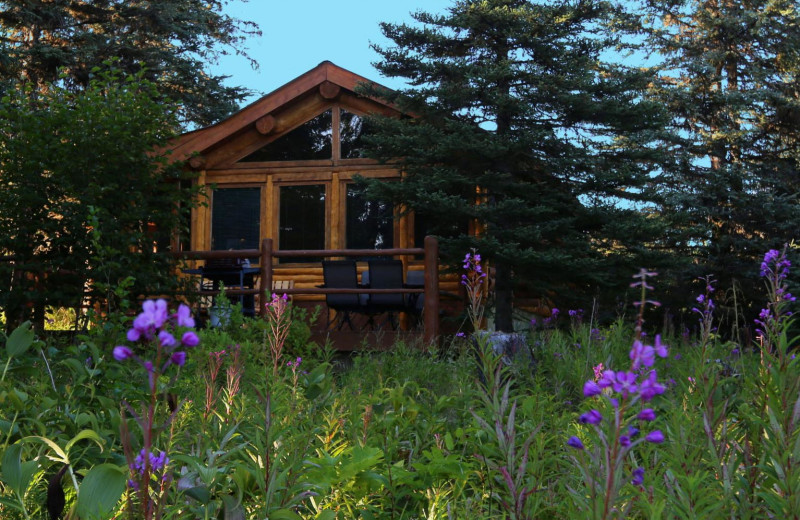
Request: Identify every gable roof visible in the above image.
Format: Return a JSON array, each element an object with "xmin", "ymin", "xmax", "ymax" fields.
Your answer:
[{"xmin": 168, "ymin": 61, "xmax": 399, "ymax": 166}]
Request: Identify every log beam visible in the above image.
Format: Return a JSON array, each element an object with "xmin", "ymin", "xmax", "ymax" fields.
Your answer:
[
  {"xmin": 255, "ymin": 114, "xmax": 277, "ymax": 135},
  {"xmin": 319, "ymin": 81, "xmax": 341, "ymax": 100}
]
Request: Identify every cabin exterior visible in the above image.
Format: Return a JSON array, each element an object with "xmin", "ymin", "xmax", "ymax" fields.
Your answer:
[{"xmin": 169, "ymin": 62, "xmax": 462, "ymax": 335}]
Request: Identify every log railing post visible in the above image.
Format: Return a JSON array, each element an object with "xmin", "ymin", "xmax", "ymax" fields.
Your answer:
[
  {"xmin": 259, "ymin": 238, "xmax": 273, "ymax": 316},
  {"xmin": 423, "ymin": 235, "xmax": 439, "ymax": 345}
]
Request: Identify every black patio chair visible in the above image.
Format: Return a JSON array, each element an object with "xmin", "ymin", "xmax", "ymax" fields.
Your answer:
[
  {"xmin": 366, "ymin": 259, "xmax": 407, "ymax": 329},
  {"xmin": 405, "ymin": 269, "xmax": 425, "ymax": 325},
  {"xmin": 322, "ymin": 260, "xmax": 362, "ymax": 330}
]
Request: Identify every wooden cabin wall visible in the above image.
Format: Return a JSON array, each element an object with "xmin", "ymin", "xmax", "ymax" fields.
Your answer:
[{"xmin": 190, "ymin": 162, "xmax": 431, "ymax": 301}]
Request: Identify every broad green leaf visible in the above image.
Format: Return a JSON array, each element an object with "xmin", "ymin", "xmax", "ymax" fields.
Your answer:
[
  {"xmin": 75, "ymin": 464, "xmax": 126, "ymax": 519},
  {"xmin": 5, "ymin": 321, "xmax": 34, "ymax": 358},
  {"xmin": 182, "ymin": 485, "xmax": 210, "ymax": 505},
  {"xmin": 64, "ymin": 429, "xmax": 105, "ymax": 454},
  {"xmin": 1, "ymin": 444, "xmax": 37, "ymax": 497},
  {"xmin": 314, "ymin": 510, "xmax": 337, "ymax": 520},
  {"xmin": 1, "ymin": 443, "xmax": 24, "ymax": 495},
  {"xmin": 221, "ymin": 495, "xmax": 246, "ymax": 520},
  {"xmin": 268, "ymin": 507, "xmax": 302, "ymax": 520}
]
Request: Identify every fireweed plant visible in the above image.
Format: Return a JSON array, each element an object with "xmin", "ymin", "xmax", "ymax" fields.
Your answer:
[
  {"xmin": 751, "ymin": 247, "xmax": 800, "ymax": 517},
  {"xmin": 462, "ymin": 249, "xmax": 487, "ymax": 332},
  {"xmin": 692, "ymin": 276, "xmax": 716, "ymax": 358},
  {"xmin": 755, "ymin": 247, "xmax": 796, "ymax": 357},
  {"xmin": 265, "ymin": 293, "xmax": 291, "ymax": 378},
  {"xmin": 567, "ymin": 269, "xmax": 668, "ymax": 519},
  {"xmin": 113, "ymin": 299, "xmax": 199, "ymax": 520}
]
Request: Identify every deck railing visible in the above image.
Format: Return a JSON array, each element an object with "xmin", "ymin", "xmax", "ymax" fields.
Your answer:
[{"xmin": 175, "ymin": 236, "xmax": 440, "ymax": 343}]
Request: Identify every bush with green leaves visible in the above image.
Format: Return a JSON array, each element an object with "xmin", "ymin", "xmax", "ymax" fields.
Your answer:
[{"xmin": 0, "ymin": 66, "xmax": 200, "ymax": 331}]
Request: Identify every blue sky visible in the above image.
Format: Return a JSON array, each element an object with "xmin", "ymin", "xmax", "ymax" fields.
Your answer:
[{"xmin": 210, "ymin": 1, "xmax": 454, "ymax": 106}]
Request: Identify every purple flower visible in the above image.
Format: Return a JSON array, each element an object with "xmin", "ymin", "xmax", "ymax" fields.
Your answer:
[
  {"xmin": 639, "ymin": 371, "xmax": 666, "ymax": 402},
  {"xmin": 567, "ymin": 436, "xmax": 584, "ymax": 450},
  {"xmin": 132, "ymin": 449, "xmax": 169, "ymax": 475},
  {"xmin": 629, "ymin": 426, "xmax": 640, "ymax": 438},
  {"xmin": 630, "ymin": 340, "xmax": 655, "ymax": 370},
  {"xmin": 638, "ymin": 408, "xmax": 656, "ymax": 421},
  {"xmin": 645, "ymin": 430, "xmax": 665, "ymax": 443},
  {"xmin": 127, "ymin": 328, "xmax": 141, "ymax": 342},
  {"xmin": 619, "ymin": 435, "xmax": 631, "ymax": 447},
  {"xmin": 579, "ymin": 410, "xmax": 603, "ymax": 425},
  {"xmin": 170, "ymin": 351, "xmax": 186, "ymax": 367},
  {"xmin": 131, "ymin": 299, "xmax": 169, "ymax": 340},
  {"xmin": 456, "ymin": 332, "xmax": 466, "ymax": 338},
  {"xmin": 612, "ymin": 371, "xmax": 638, "ymax": 397},
  {"xmin": 158, "ymin": 330, "xmax": 176, "ymax": 348},
  {"xmin": 583, "ymin": 380, "xmax": 602, "ymax": 397},
  {"xmin": 761, "ymin": 249, "xmax": 781, "ymax": 276},
  {"xmin": 144, "ymin": 360, "xmax": 154, "ymax": 373},
  {"xmin": 113, "ymin": 346, "xmax": 133, "ymax": 361},
  {"xmin": 631, "ymin": 467, "xmax": 645, "ymax": 486},
  {"xmin": 175, "ymin": 304, "xmax": 195, "ymax": 328},
  {"xmin": 181, "ymin": 331, "xmax": 199, "ymax": 347},
  {"xmin": 597, "ymin": 370, "xmax": 616, "ymax": 389},
  {"xmin": 653, "ymin": 335, "xmax": 668, "ymax": 358}
]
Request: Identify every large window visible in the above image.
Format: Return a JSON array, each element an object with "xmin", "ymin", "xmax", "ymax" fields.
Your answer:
[
  {"xmin": 211, "ymin": 187, "xmax": 261, "ymax": 250},
  {"xmin": 346, "ymin": 184, "xmax": 394, "ymax": 251},
  {"xmin": 279, "ymin": 184, "xmax": 326, "ymax": 262}
]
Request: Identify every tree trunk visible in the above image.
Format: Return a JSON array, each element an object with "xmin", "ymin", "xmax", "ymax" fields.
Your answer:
[{"xmin": 494, "ymin": 261, "xmax": 514, "ymax": 332}]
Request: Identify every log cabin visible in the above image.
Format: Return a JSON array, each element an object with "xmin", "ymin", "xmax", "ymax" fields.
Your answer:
[{"xmin": 168, "ymin": 61, "xmax": 463, "ymax": 336}]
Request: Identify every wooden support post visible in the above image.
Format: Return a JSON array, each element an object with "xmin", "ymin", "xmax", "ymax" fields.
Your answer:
[
  {"xmin": 423, "ymin": 235, "xmax": 439, "ymax": 345},
  {"xmin": 259, "ymin": 238, "xmax": 273, "ymax": 316}
]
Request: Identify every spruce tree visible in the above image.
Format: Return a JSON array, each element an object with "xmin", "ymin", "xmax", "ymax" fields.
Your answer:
[
  {"xmin": 0, "ymin": 0, "xmax": 259, "ymax": 126},
  {"xmin": 363, "ymin": 0, "xmax": 669, "ymax": 330},
  {"xmin": 640, "ymin": 0, "xmax": 800, "ymax": 304}
]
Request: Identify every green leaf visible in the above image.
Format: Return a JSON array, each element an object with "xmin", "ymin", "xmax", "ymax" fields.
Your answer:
[
  {"xmin": 183, "ymin": 485, "xmax": 211, "ymax": 505},
  {"xmin": 1, "ymin": 443, "xmax": 24, "ymax": 495},
  {"xmin": 315, "ymin": 510, "xmax": 337, "ymax": 520},
  {"xmin": 268, "ymin": 508, "xmax": 302, "ymax": 520},
  {"xmin": 75, "ymin": 464, "xmax": 126, "ymax": 519},
  {"xmin": 5, "ymin": 321, "xmax": 34, "ymax": 358},
  {"xmin": 23, "ymin": 436, "xmax": 69, "ymax": 464},
  {"xmin": 64, "ymin": 429, "xmax": 105, "ymax": 454},
  {"xmin": 221, "ymin": 495, "xmax": 246, "ymax": 520}
]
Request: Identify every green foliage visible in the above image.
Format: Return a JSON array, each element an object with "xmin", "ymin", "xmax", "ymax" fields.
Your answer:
[
  {"xmin": 361, "ymin": 0, "xmax": 672, "ymax": 329},
  {"xmin": 0, "ymin": 68, "xmax": 200, "ymax": 329},
  {"xmin": 0, "ymin": 0, "xmax": 259, "ymax": 126},
  {"xmin": 3, "ymin": 270, "xmax": 800, "ymax": 518}
]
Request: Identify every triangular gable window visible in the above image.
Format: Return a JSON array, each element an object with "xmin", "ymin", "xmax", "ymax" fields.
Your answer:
[
  {"xmin": 241, "ymin": 109, "xmax": 332, "ymax": 162},
  {"xmin": 340, "ymin": 109, "xmax": 374, "ymax": 159}
]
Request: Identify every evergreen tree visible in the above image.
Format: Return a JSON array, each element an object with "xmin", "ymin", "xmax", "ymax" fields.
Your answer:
[
  {"xmin": 640, "ymin": 0, "xmax": 800, "ymax": 305},
  {"xmin": 0, "ymin": 0, "xmax": 259, "ymax": 126},
  {"xmin": 363, "ymin": 0, "xmax": 669, "ymax": 330}
]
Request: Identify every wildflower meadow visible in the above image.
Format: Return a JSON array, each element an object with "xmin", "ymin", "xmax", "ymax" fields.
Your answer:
[{"xmin": 1, "ymin": 249, "xmax": 800, "ymax": 519}]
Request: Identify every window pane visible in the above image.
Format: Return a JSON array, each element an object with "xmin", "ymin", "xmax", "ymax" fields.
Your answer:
[
  {"xmin": 346, "ymin": 185, "xmax": 394, "ymax": 253},
  {"xmin": 280, "ymin": 184, "xmax": 326, "ymax": 263},
  {"xmin": 241, "ymin": 110, "xmax": 332, "ymax": 162},
  {"xmin": 211, "ymin": 187, "xmax": 261, "ymax": 250},
  {"xmin": 340, "ymin": 109, "xmax": 375, "ymax": 159}
]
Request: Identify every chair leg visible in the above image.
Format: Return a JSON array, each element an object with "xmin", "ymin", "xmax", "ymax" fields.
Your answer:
[{"xmin": 330, "ymin": 310, "xmax": 356, "ymax": 331}]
